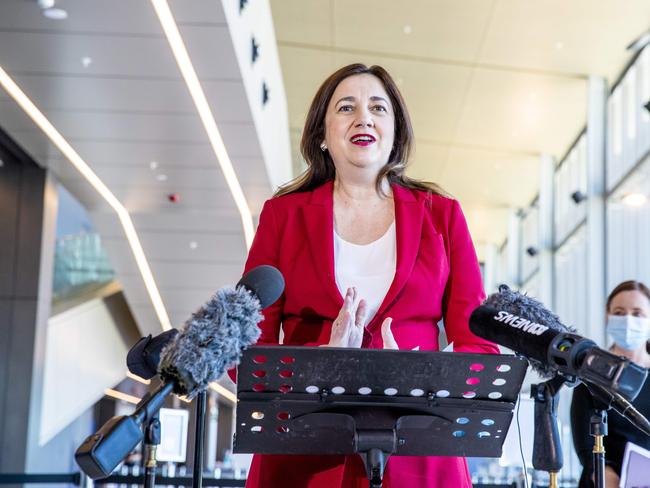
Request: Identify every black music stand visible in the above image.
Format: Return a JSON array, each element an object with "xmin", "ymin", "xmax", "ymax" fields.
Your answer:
[{"xmin": 234, "ymin": 346, "xmax": 527, "ymax": 487}]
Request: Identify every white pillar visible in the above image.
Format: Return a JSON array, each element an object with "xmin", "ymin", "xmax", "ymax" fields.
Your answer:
[
  {"xmin": 507, "ymin": 209, "xmax": 521, "ymax": 288},
  {"xmin": 538, "ymin": 154, "xmax": 555, "ymax": 308},
  {"xmin": 483, "ymin": 242, "xmax": 498, "ymax": 295},
  {"xmin": 586, "ymin": 76, "xmax": 607, "ymax": 346}
]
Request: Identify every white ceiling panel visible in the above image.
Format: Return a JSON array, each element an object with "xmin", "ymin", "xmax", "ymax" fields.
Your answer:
[
  {"xmin": 177, "ymin": 24, "xmax": 243, "ymax": 81},
  {"xmin": 90, "ymin": 210, "xmax": 245, "ymax": 236},
  {"xmin": 453, "ymin": 70, "xmax": 587, "ymax": 156},
  {"xmin": 101, "ymin": 231, "xmax": 247, "ymax": 264},
  {"xmin": 481, "ymin": 0, "xmax": 650, "ymax": 82},
  {"xmin": 0, "ymin": 31, "xmax": 177, "ymax": 78},
  {"xmin": 269, "ymin": 0, "xmax": 332, "ymax": 46},
  {"xmin": 0, "ymin": 0, "xmax": 161, "ymax": 34},
  {"xmin": 39, "ymin": 110, "xmax": 208, "ymax": 143},
  {"xmin": 6, "ymin": 75, "xmax": 252, "ymax": 123},
  {"xmin": 170, "ymin": 0, "xmax": 227, "ymax": 25},
  {"xmin": 332, "ymin": 0, "xmax": 495, "ymax": 62}
]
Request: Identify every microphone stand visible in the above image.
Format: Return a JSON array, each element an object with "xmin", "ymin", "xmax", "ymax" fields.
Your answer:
[
  {"xmin": 192, "ymin": 391, "xmax": 207, "ymax": 488},
  {"xmin": 143, "ymin": 411, "xmax": 161, "ymax": 488},
  {"xmin": 530, "ymin": 375, "xmax": 567, "ymax": 488},
  {"xmin": 582, "ymin": 380, "xmax": 650, "ymax": 488}
]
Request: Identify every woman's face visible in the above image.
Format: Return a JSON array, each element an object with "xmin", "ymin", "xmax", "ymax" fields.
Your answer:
[
  {"xmin": 608, "ymin": 290, "xmax": 650, "ymax": 318},
  {"xmin": 323, "ymin": 74, "xmax": 395, "ymax": 175}
]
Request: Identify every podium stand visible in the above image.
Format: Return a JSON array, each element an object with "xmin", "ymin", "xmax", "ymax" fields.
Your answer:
[{"xmin": 234, "ymin": 346, "xmax": 527, "ymax": 487}]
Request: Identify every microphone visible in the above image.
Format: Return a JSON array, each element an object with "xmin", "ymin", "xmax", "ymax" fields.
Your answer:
[
  {"xmin": 76, "ymin": 265, "xmax": 284, "ymax": 479},
  {"xmin": 125, "ymin": 264, "xmax": 284, "ymax": 381},
  {"xmin": 158, "ymin": 264, "xmax": 284, "ymax": 399},
  {"xmin": 469, "ymin": 285, "xmax": 647, "ymax": 401}
]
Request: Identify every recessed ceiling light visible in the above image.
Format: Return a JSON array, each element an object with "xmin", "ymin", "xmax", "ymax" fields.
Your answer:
[
  {"xmin": 189, "ymin": 241, "xmax": 198, "ymax": 250},
  {"xmin": 37, "ymin": 0, "xmax": 55, "ymax": 8},
  {"xmin": 43, "ymin": 7, "xmax": 68, "ymax": 20},
  {"xmin": 81, "ymin": 56, "xmax": 93, "ymax": 68},
  {"xmin": 622, "ymin": 193, "xmax": 647, "ymax": 206},
  {"xmin": 554, "ymin": 41, "xmax": 564, "ymax": 50},
  {"xmin": 403, "ymin": 25, "xmax": 412, "ymax": 35},
  {"xmin": 156, "ymin": 173, "xmax": 168, "ymax": 181},
  {"xmin": 149, "ymin": 160, "xmax": 159, "ymax": 170}
]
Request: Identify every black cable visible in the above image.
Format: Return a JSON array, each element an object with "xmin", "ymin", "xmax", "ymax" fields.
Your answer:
[{"xmin": 516, "ymin": 395, "xmax": 529, "ymax": 488}]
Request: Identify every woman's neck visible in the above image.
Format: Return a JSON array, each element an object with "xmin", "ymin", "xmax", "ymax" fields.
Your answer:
[
  {"xmin": 612, "ymin": 344, "xmax": 650, "ymax": 368},
  {"xmin": 333, "ymin": 176, "xmax": 391, "ymax": 204}
]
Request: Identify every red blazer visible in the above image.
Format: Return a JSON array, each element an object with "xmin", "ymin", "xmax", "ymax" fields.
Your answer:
[{"xmin": 241, "ymin": 180, "xmax": 498, "ymax": 488}]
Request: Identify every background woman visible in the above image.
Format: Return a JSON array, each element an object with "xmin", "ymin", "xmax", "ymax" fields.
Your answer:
[
  {"xmin": 241, "ymin": 63, "xmax": 497, "ymax": 488},
  {"xmin": 571, "ymin": 280, "xmax": 650, "ymax": 488}
]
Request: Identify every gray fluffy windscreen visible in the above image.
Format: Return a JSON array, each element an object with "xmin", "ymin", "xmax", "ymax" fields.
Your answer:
[
  {"xmin": 158, "ymin": 286, "xmax": 263, "ymax": 399},
  {"xmin": 484, "ymin": 284, "xmax": 575, "ymax": 377}
]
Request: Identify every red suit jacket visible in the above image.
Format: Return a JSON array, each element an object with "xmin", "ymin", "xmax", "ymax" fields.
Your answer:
[{"xmin": 241, "ymin": 180, "xmax": 497, "ymax": 488}]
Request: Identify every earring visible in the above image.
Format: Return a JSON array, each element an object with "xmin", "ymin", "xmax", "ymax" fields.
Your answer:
[{"xmin": 320, "ymin": 142, "xmax": 327, "ymax": 152}]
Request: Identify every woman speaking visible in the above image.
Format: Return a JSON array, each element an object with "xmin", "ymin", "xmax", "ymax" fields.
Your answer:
[{"xmin": 241, "ymin": 63, "xmax": 497, "ymax": 487}]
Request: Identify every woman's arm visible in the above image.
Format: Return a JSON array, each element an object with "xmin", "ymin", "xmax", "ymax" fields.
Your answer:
[{"xmin": 441, "ymin": 199, "xmax": 499, "ymax": 354}]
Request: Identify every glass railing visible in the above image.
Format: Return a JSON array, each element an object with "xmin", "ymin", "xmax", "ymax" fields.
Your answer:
[{"xmin": 52, "ymin": 232, "xmax": 115, "ymax": 302}]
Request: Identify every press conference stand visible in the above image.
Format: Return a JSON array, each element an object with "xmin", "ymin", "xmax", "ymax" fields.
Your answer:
[{"xmin": 234, "ymin": 346, "xmax": 527, "ymax": 488}]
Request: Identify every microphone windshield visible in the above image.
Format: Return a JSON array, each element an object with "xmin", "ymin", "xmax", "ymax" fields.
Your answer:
[
  {"xmin": 158, "ymin": 286, "xmax": 263, "ymax": 398},
  {"xmin": 482, "ymin": 285, "xmax": 575, "ymax": 377},
  {"xmin": 237, "ymin": 265, "xmax": 284, "ymax": 309}
]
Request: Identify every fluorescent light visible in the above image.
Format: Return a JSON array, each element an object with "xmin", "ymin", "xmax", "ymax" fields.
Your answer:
[
  {"xmin": 622, "ymin": 193, "xmax": 647, "ymax": 206},
  {"xmin": 0, "ymin": 66, "xmax": 172, "ymax": 332},
  {"xmin": 126, "ymin": 371, "xmax": 151, "ymax": 385},
  {"xmin": 210, "ymin": 382, "xmax": 237, "ymax": 404},
  {"xmin": 151, "ymin": 0, "xmax": 255, "ymax": 248},
  {"xmin": 105, "ymin": 388, "xmax": 141, "ymax": 405}
]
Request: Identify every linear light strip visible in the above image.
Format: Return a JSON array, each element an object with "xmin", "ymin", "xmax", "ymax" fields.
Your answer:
[
  {"xmin": 210, "ymin": 382, "xmax": 237, "ymax": 404},
  {"xmin": 0, "ymin": 66, "xmax": 172, "ymax": 331},
  {"xmin": 104, "ymin": 388, "xmax": 141, "ymax": 405},
  {"xmin": 126, "ymin": 371, "xmax": 152, "ymax": 385},
  {"xmin": 151, "ymin": 0, "xmax": 255, "ymax": 248}
]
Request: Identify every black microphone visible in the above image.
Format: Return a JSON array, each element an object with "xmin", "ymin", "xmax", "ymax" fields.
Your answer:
[
  {"xmin": 469, "ymin": 285, "xmax": 647, "ymax": 401},
  {"xmin": 125, "ymin": 264, "xmax": 284, "ymax": 381},
  {"xmin": 76, "ymin": 265, "xmax": 284, "ymax": 479}
]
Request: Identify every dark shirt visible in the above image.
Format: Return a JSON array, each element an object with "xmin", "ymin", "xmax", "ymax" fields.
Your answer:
[{"xmin": 570, "ymin": 378, "xmax": 650, "ymax": 488}]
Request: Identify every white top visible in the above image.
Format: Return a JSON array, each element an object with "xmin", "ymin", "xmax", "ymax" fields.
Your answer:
[{"xmin": 334, "ymin": 221, "xmax": 397, "ymax": 322}]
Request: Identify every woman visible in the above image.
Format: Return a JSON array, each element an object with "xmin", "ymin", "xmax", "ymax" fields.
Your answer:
[
  {"xmin": 571, "ymin": 280, "xmax": 650, "ymax": 488},
  {"xmin": 242, "ymin": 63, "xmax": 498, "ymax": 487}
]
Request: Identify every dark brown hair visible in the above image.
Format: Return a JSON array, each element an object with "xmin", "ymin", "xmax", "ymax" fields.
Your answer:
[
  {"xmin": 275, "ymin": 63, "xmax": 445, "ymax": 197},
  {"xmin": 606, "ymin": 280, "xmax": 650, "ymax": 353},
  {"xmin": 606, "ymin": 280, "xmax": 650, "ymax": 312}
]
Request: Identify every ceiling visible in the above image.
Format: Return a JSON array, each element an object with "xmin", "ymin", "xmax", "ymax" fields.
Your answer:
[
  {"xmin": 269, "ymin": 0, "xmax": 650, "ymax": 253},
  {"xmin": 1, "ymin": 0, "xmax": 649, "ymax": 340},
  {"xmin": 0, "ymin": 0, "xmax": 285, "ymax": 336}
]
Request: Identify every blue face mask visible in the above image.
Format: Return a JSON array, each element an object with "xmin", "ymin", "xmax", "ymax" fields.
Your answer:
[{"xmin": 606, "ymin": 315, "xmax": 650, "ymax": 351}]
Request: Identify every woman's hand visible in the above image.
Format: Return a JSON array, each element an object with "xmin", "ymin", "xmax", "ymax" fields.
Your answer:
[
  {"xmin": 325, "ymin": 287, "xmax": 366, "ymax": 348},
  {"xmin": 381, "ymin": 317, "xmax": 398, "ymax": 349},
  {"xmin": 604, "ymin": 465, "xmax": 619, "ymax": 488}
]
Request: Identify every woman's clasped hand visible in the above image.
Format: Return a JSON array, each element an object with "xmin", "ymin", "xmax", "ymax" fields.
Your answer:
[{"xmin": 323, "ymin": 286, "xmax": 398, "ymax": 349}]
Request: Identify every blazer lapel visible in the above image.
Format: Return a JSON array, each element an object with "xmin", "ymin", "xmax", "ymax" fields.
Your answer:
[
  {"xmin": 301, "ymin": 180, "xmax": 344, "ymax": 308},
  {"xmin": 369, "ymin": 184, "xmax": 425, "ymax": 330}
]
